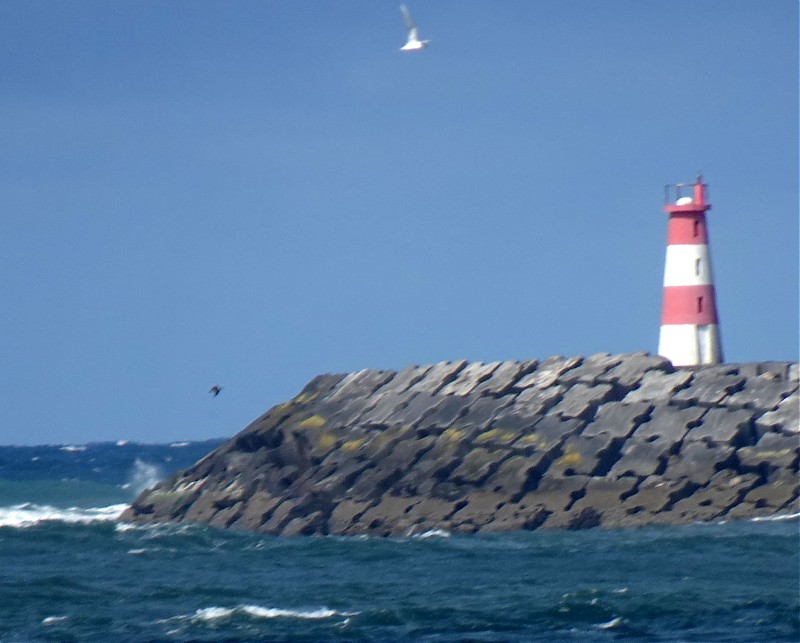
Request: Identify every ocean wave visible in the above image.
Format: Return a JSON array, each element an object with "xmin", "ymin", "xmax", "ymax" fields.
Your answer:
[
  {"xmin": 164, "ymin": 604, "xmax": 357, "ymax": 624},
  {"xmin": 0, "ymin": 503, "xmax": 128, "ymax": 528},
  {"xmin": 42, "ymin": 615, "xmax": 68, "ymax": 625},
  {"xmin": 414, "ymin": 529, "xmax": 451, "ymax": 539},
  {"xmin": 595, "ymin": 616, "xmax": 623, "ymax": 630},
  {"xmin": 751, "ymin": 511, "xmax": 800, "ymax": 522}
]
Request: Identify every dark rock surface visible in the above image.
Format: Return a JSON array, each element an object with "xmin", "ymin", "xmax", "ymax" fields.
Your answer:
[{"xmin": 121, "ymin": 353, "xmax": 800, "ymax": 535}]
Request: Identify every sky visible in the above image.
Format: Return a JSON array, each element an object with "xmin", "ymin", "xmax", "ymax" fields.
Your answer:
[{"xmin": 1, "ymin": 1, "xmax": 797, "ymax": 446}]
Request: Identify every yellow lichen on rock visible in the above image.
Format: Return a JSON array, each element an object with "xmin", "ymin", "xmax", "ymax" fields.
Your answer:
[
  {"xmin": 476, "ymin": 428, "xmax": 517, "ymax": 444},
  {"xmin": 342, "ymin": 437, "xmax": 367, "ymax": 452},
  {"xmin": 442, "ymin": 427, "xmax": 465, "ymax": 442},
  {"xmin": 516, "ymin": 434, "xmax": 549, "ymax": 449},
  {"xmin": 316, "ymin": 432, "xmax": 336, "ymax": 451},
  {"xmin": 297, "ymin": 414, "xmax": 326, "ymax": 429},
  {"xmin": 554, "ymin": 448, "xmax": 582, "ymax": 468}
]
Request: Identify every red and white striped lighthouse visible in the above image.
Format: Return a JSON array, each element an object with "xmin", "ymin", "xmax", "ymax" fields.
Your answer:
[{"xmin": 658, "ymin": 175, "xmax": 723, "ymax": 366}]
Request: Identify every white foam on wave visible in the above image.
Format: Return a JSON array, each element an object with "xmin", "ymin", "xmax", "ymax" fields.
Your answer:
[
  {"xmin": 596, "ymin": 616, "xmax": 623, "ymax": 630},
  {"xmin": 127, "ymin": 548, "xmax": 149, "ymax": 555},
  {"xmin": 0, "ymin": 503, "xmax": 128, "ymax": 528},
  {"xmin": 59, "ymin": 445, "xmax": 87, "ymax": 452},
  {"xmin": 42, "ymin": 615, "xmax": 68, "ymax": 625},
  {"xmin": 751, "ymin": 511, "xmax": 800, "ymax": 523},
  {"xmin": 164, "ymin": 604, "xmax": 356, "ymax": 624},
  {"xmin": 414, "ymin": 529, "xmax": 451, "ymax": 539}
]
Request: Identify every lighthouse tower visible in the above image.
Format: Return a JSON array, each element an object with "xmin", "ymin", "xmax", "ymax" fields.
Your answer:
[{"xmin": 658, "ymin": 175, "xmax": 723, "ymax": 366}]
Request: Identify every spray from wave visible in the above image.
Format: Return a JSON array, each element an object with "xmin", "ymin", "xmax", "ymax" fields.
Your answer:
[{"xmin": 122, "ymin": 459, "xmax": 164, "ymax": 495}]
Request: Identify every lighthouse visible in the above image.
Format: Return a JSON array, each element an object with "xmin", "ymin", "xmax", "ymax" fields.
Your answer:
[{"xmin": 658, "ymin": 175, "xmax": 723, "ymax": 366}]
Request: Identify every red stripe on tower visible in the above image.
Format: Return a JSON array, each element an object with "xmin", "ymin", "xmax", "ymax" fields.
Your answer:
[
  {"xmin": 661, "ymin": 285, "xmax": 719, "ymax": 325},
  {"xmin": 657, "ymin": 176, "xmax": 723, "ymax": 366}
]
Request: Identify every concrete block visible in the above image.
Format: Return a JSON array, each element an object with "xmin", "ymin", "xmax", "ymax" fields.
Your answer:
[
  {"xmin": 609, "ymin": 439, "xmax": 672, "ymax": 478},
  {"xmin": 450, "ymin": 448, "xmax": 510, "ymax": 485},
  {"xmin": 599, "ymin": 352, "xmax": 673, "ymax": 389},
  {"xmin": 406, "ymin": 360, "xmax": 468, "ymax": 394},
  {"xmin": 471, "ymin": 360, "xmax": 537, "ymax": 397},
  {"xmin": 459, "ymin": 395, "xmax": 514, "ymax": 433},
  {"xmin": 623, "ymin": 369, "xmax": 693, "ymax": 403},
  {"xmin": 671, "ymin": 372, "xmax": 746, "ymax": 407},
  {"xmin": 325, "ymin": 369, "xmax": 396, "ymax": 404},
  {"xmin": 526, "ymin": 474, "xmax": 590, "ymax": 513},
  {"xmin": 550, "ymin": 433, "xmax": 616, "ymax": 476},
  {"xmin": 663, "ymin": 441, "xmax": 734, "ymax": 485},
  {"xmin": 513, "ymin": 416, "xmax": 584, "ymax": 459},
  {"xmin": 383, "ymin": 364, "xmax": 432, "ymax": 394},
  {"xmin": 548, "ymin": 383, "xmax": 615, "ymax": 420},
  {"xmin": 484, "ymin": 454, "xmax": 548, "ymax": 496},
  {"xmin": 514, "ymin": 384, "xmax": 566, "ymax": 416},
  {"xmin": 449, "ymin": 491, "xmax": 509, "ymax": 528},
  {"xmin": 727, "ymin": 376, "xmax": 798, "ymax": 412},
  {"xmin": 383, "ymin": 391, "xmax": 438, "ymax": 428},
  {"xmin": 415, "ymin": 395, "xmax": 475, "ymax": 433},
  {"xmin": 736, "ymin": 432, "xmax": 799, "ymax": 472},
  {"xmin": 515, "ymin": 355, "xmax": 583, "ymax": 390},
  {"xmin": 755, "ymin": 393, "xmax": 799, "ymax": 436},
  {"xmin": 358, "ymin": 390, "xmax": 418, "ymax": 425},
  {"xmin": 684, "ymin": 407, "xmax": 755, "ymax": 446},
  {"xmin": 558, "ymin": 353, "xmax": 623, "ymax": 385},
  {"xmin": 632, "ymin": 405, "xmax": 706, "ymax": 444},
  {"xmin": 582, "ymin": 401, "xmax": 653, "ymax": 439},
  {"xmin": 439, "ymin": 361, "xmax": 501, "ymax": 396}
]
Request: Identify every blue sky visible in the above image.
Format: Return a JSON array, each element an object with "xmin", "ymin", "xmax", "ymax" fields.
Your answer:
[{"xmin": 1, "ymin": 1, "xmax": 797, "ymax": 445}]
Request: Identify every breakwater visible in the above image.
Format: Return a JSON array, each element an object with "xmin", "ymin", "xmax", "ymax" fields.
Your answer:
[{"xmin": 122, "ymin": 353, "xmax": 799, "ymax": 535}]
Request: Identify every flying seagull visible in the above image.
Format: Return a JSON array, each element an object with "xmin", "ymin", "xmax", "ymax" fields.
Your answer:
[
  {"xmin": 208, "ymin": 385, "xmax": 223, "ymax": 397},
  {"xmin": 400, "ymin": 4, "xmax": 429, "ymax": 51}
]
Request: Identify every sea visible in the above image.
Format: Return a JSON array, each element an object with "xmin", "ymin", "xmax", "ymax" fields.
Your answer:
[{"xmin": 0, "ymin": 440, "xmax": 797, "ymax": 643}]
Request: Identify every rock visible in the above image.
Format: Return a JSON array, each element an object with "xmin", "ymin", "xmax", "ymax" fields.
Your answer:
[
  {"xmin": 609, "ymin": 438, "xmax": 671, "ymax": 479},
  {"xmin": 726, "ymin": 376, "xmax": 798, "ymax": 412},
  {"xmin": 623, "ymin": 369, "xmax": 693, "ymax": 403},
  {"xmin": 599, "ymin": 352, "xmax": 673, "ymax": 389},
  {"xmin": 122, "ymin": 353, "xmax": 799, "ymax": 536},
  {"xmin": 671, "ymin": 369, "xmax": 745, "ymax": 407},
  {"xmin": 328, "ymin": 499, "xmax": 372, "ymax": 533},
  {"xmin": 471, "ymin": 360, "xmax": 537, "ymax": 397},
  {"xmin": 737, "ymin": 432, "xmax": 799, "ymax": 473},
  {"xmin": 558, "ymin": 352, "xmax": 623, "ymax": 385},
  {"xmin": 663, "ymin": 441, "xmax": 734, "ymax": 485},
  {"xmin": 439, "ymin": 362, "xmax": 501, "ymax": 396},
  {"xmin": 631, "ymin": 405, "xmax": 706, "ymax": 444},
  {"xmin": 449, "ymin": 491, "xmax": 509, "ymax": 529},
  {"xmin": 683, "ymin": 407, "xmax": 755, "ymax": 447},
  {"xmin": 754, "ymin": 393, "xmax": 799, "ymax": 437},
  {"xmin": 407, "ymin": 360, "xmax": 468, "ymax": 395},
  {"xmin": 582, "ymin": 401, "xmax": 653, "ymax": 439},
  {"xmin": 548, "ymin": 383, "xmax": 615, "ymax": 420},
  {"xmin": 450, "ymin": 448, "xmax": 509, "ymax": 485},
  {"xmin": 565, "ymin": 477, "xmax": 639, "ymax": 522}
]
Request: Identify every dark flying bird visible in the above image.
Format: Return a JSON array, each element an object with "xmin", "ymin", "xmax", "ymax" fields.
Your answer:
[{"xmin": 209, "ymin": 385, "xmax": 223, "ymax": 397}]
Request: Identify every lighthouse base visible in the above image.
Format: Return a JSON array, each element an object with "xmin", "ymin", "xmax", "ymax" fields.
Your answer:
[{"xmin": 658, "ymin": 324, "xmax": 723, "ymax": 367}]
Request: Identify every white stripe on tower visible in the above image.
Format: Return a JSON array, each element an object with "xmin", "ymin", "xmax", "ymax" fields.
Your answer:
[{"xmin": 658, "ymin": 176, "xmax": 723, "ymax": 367}]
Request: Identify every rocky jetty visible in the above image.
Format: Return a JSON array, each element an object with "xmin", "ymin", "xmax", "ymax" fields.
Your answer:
[{"xmin": 121, "ymin": 353, "xmax": 799, "ymax": 535}]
